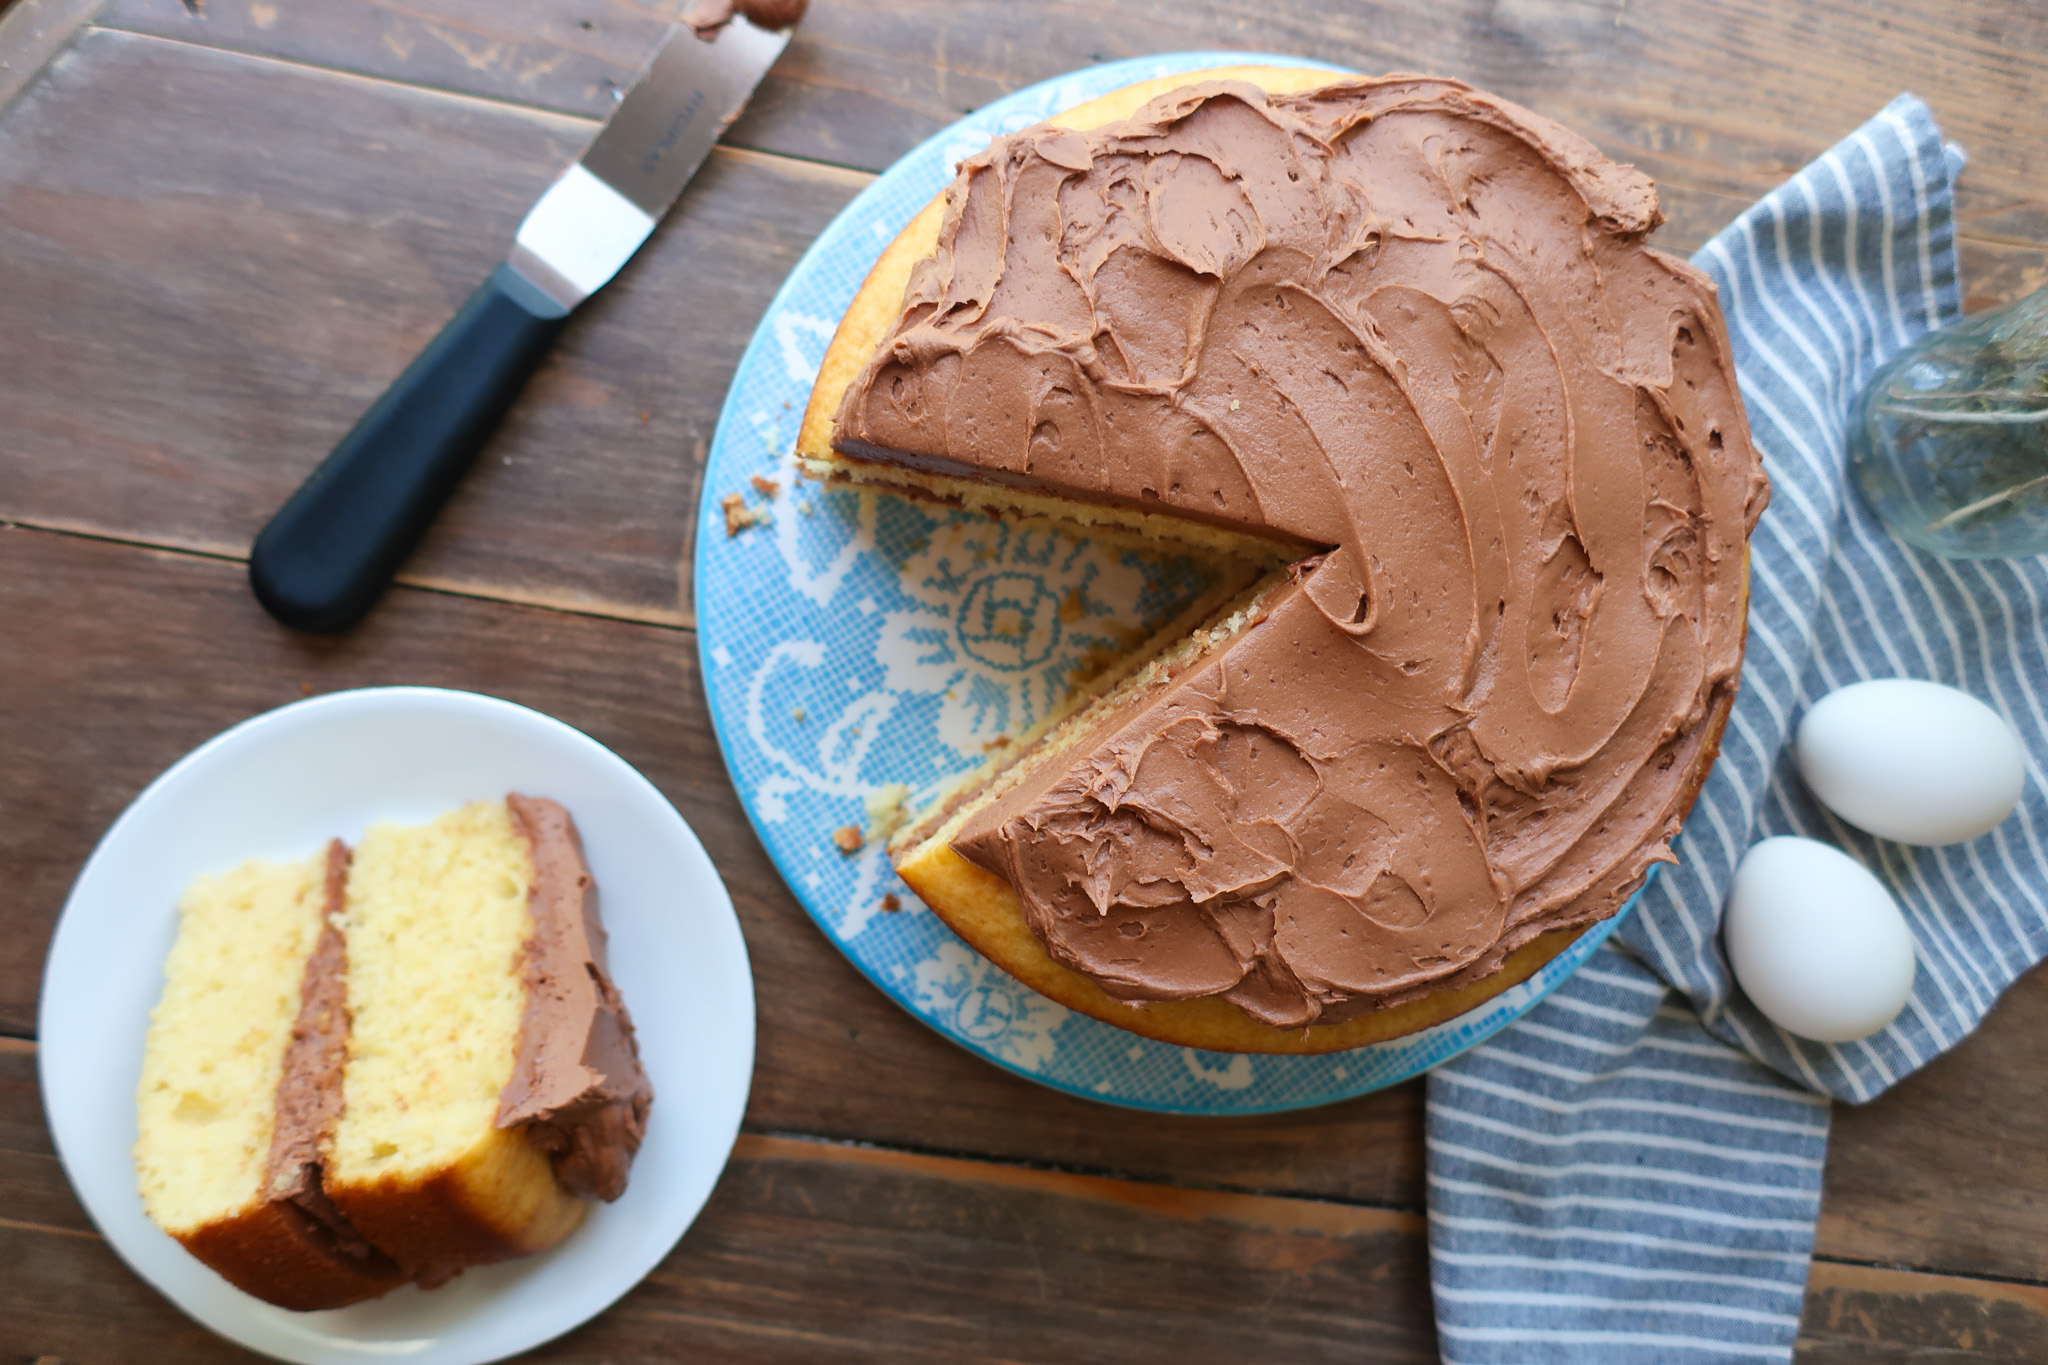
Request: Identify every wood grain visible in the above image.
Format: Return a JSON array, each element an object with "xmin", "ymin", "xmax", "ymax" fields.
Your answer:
[
  {"xmin": 99, "ymin": 0, "xmax": 2048, "ymax": 238},
  {"xmin": 0, "ymin": 0, "xmax": 103, "ymax": 107},
  {"xmin": 11, "ymin": 524, "xmax": 2048, "ymax": 1300},
  {"xmin": 102, "ymin": 0, "xmax": 689, "ymax": 121},
  {"xmin": 0, "ymin": 28, "xmax": 865, "ymax": 626},
  {"xmin": 0, "ymin": 10, "xmax": 2033, "ymax": 642},
  {"xmin": 1803, "ymin": 1263, "xmax": 2048, "ymax": 1362},
  {"xmin": 3, "ymin": 1, "xmax": 2048, "ymax": 1356},
  {"xmin": 5, "ymin": 1026, "xmax": 2046, "ymax": 1364},
  {"xmin": 1821, "ymin": 965, "xmax": 2048, "ymax": 1285}
]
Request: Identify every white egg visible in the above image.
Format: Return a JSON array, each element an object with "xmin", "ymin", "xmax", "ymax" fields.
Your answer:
[
  {"xmin": 1723, "ymin": 836, "xmax": 1916, "ymax": 1044},
  {"xmin": 1795, "ymin": 678, "xmax": 2025, "ymax": 846}
]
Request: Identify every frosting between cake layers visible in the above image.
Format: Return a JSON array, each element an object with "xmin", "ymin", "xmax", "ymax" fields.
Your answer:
[
  {"xmin": 261, "ymin": 840, "xmax": 402, "ymax": 1275},
  {"xmin": 835, "ymin": 76, "xmax": 1769, "ymax": 1028},
  {"xmin": 496, "ymin": 795, "xmax": 652, "ymax": 1201}
]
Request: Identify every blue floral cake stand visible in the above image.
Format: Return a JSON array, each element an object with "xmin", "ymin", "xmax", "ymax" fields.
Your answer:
[{"xmin": 694, "ymin": 52, "xmax": 1647, "ymax": 1114}]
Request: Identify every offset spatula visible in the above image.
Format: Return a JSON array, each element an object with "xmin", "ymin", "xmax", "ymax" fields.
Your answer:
[{"xmin": 250, "ymin": 10, "xmax": 797, "ymax": 632}]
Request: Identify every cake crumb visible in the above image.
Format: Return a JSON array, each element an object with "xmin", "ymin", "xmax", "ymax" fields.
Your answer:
[
  {"xmin": 722, "ymin": 492, "xmax": 763, "ymax": 536},
  {"xmin": 792, "ymin": 707, "xmax": 807, "ymax": 723},
  {"xmin": 1229, "ymin": 398, "xmax": 1241, "ymax": 411},
  {"xmin": 880, "ymin": 893, "xmax": 902, "ymax": 912},
  {"xmin": 1069, "ymin": 646, "xmax": 1120, "ymax": 684},
  {"xmin": 750, "ymin": 474, "xmax": 782, "ymax": 499},
  {"xmin": 797, "ymin": 499, "xmax": 815, "ymax": 516},
  {"xmin": 831, "ymin": 825, "xmax": 864, "ymax": 854},
  {"xmin": 982, "ymin": 735, "xmax": 1012, "ymax": 753},
  {"xmin": 864, "ymin": 783, "xmax": 912, "ymax": 845}
]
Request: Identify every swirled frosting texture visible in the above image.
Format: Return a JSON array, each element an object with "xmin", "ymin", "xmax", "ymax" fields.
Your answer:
[
  {"xmin": 495, "ymin": 796, "xmax": 651, "ymax": 1201},
  {"xmin": 836, "ymin": 76, "xmax": 1768, "ymax": 1029}
]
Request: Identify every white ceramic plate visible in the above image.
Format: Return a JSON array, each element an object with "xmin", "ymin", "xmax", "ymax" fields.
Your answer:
[{"xmin": 38, "ymin": 687, "xmax": 754, "ymax": 1365}]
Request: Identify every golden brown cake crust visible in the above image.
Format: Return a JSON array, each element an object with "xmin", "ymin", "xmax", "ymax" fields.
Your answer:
[
  {"xmin": 897, "ymin": 683, "xmax": 1734, "ymax": 1054},
  {"xmin": 327, "ymin": 1129, "xmax": 585, "ymax": 1285},
  {"xmin": 176, "ymin": 1204, "xmax": 407, "ymax": 1312}
]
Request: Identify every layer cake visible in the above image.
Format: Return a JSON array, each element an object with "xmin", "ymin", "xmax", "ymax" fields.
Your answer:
[{"xmin": 799, "ymin": 69, "xmax": 1767, "ymax": 1052}]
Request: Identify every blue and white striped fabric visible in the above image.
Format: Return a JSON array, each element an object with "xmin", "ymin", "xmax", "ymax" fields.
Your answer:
[
  {"xmin": 1429, "ymin": 952, "xmax": 1830, "ymax": 1361},
  {"xmin": 1429, "ymin": 94, "xmax": 2048, "ymax": 1363}
]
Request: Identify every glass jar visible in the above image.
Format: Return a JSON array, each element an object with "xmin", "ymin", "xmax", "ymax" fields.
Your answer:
[{"xmin": 1850, "ymin": 286, "xmax": 2048, "ymax": 559}]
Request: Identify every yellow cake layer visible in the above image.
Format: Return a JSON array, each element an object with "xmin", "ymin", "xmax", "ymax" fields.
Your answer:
[
  {"xmin": 136, "ymin": 853, "xmax": 325, "ymax": 1235},
  {"xmin": 330, "ymin": 800, "xmax": 534, "ymax": 1182}
]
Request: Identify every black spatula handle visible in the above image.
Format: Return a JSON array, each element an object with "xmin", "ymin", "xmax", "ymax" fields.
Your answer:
[{"xmin": 249, "ymin": 264, "xmax": 572, "ymax": 632}]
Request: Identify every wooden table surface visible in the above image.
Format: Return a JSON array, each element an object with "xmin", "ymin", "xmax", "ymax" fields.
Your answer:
[{"xmin": 2, "ymin": 1, "xmax": 2046, "ymax": 1359}]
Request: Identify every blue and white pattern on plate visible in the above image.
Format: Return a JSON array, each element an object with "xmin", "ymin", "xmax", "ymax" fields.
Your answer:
[{"xmin": 694, "ymin": 52, "xmax": 1652, "ymax": 1115}]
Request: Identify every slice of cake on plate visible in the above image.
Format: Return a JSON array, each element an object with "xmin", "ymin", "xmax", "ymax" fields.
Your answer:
[{"xmin": 136, "ymin": 795, "xmax": 652, "ymax": 1307}]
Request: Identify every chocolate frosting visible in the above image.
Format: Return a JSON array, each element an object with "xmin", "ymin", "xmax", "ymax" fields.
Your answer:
[
  {"xmin": 496, "ymin": 795, "xmax": 652, "ymax": 1202},
  {"xmin": 683, "ymin": 0, "xmax": 807, "ymax": 36},
  {"xmin": 262, "ymin": 841, "xmax": 401, "ymax": 1276},
  {"xmin": 835, "ymin": 76, "xmax": 1767, "ymax": 1028}
]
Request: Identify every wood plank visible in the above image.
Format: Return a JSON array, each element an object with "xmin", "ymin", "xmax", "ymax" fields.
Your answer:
[
  {"xmin": 1803, "ymin": 1263, "xmax": 2048, "ymax": 1362},
  {"xmin": 98, "ymin": 0, "xmax": 2048, "ymax": 243},
  {"xmin": 5, "ymin": 1040, "xmax": 2047, "ymax": 1365},
  {"xmin": 13, "ymin": 526, "xmax": 2048, "ymax": 1289},
  {"xmin": 652, "ymin": 1135, "xmax": 1438, "ymax": 1364},
  {"xmin": 101, "ymin": 0, "xmax": 687, "ymax": 122},
  {"xmin": 1, "ymin": 25, "xmax": 2040, "ymax": 635},
  {"xmin": 0, "ymin": 0, "xmax": 103, "ymax": 108},
  {"xmin": 1820, "ymin": 964, "xmax": 2048, "ymax": 1286},
  {"xmin": 0, "ymin": 1037, "xmax": 57, "ymax": 1163},
  {"xmin": 0, "ymin": 28, "xmax": 866, "ymax": 626},
  {"xmin": 3, "ymin": 1039, "xmax": 1441, "ymax": 1362}
]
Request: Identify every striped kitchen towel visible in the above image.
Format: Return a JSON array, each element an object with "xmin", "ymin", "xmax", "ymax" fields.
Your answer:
[{"xmin": 1428, "ymin": 94, "xmax": 2048, "ymax": 1363}]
